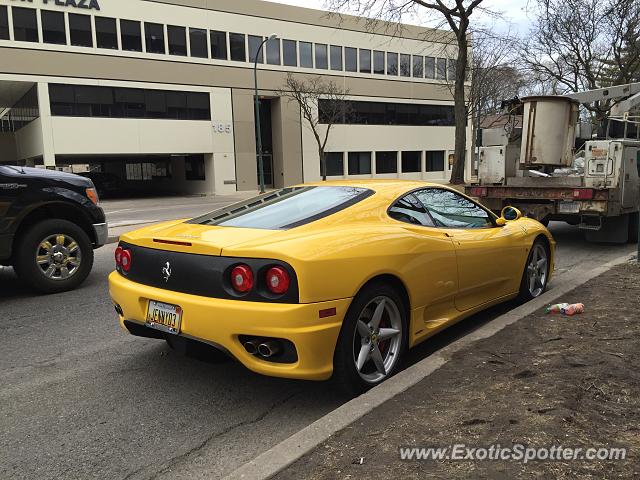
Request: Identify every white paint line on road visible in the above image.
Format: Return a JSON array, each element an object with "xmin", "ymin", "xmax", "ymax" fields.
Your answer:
[{"xmin": 223, "ymin": 252, "xmax": 637, "ymax": 480}]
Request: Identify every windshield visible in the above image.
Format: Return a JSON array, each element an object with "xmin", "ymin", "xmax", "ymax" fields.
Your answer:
[{"xmin": 189, "ymin": 186, "xmax": 374, "ymax": 230}]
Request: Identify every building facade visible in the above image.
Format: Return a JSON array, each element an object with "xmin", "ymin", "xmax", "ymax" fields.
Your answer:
[{"xmin": 0, "ymin": 0, "xmax": 472, "ymax": 195}]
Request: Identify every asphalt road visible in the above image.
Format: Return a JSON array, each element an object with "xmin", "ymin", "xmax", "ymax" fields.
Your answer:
[{"xmin": 0, "ymin": 222, "xmax": 635, "ymax": 480}]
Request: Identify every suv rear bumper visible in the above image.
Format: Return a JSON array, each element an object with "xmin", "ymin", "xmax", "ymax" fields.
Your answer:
[{"xmin": 93, "ymin": 222, "xmax": 108, "ymax": 247}]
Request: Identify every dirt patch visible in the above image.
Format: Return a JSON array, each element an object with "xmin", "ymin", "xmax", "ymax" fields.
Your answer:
[{"xmin": 275, "ymin": 262, "xmax": 640, "ymax": 479}]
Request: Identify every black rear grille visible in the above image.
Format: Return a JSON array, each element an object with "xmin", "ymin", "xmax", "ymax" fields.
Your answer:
[{"xmin": 118, "ymin": 242, "xmax": 299, "ymax": 303}]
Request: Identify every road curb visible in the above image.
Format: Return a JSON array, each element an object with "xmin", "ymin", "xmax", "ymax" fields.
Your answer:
[{"xmin": 223, "ymin": 252, "xmax": 636, "ymax": 480}]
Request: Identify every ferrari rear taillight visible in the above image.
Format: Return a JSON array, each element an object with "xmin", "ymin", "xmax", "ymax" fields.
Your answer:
[
  {"xmin": 573, "ymin": 188, "xmax": 595, "ymax": 200},
  {"xmin": 115, "ymin": 246, "xmax": 123, "ymax": 267},
  {"xmin": 121, "ymin": 249, "xmax": 132, "ymax": 272},
  {"xmin": 266, "ymin": 266, "xmax": 290, "ymax": 295},
  {"xmin": 231, "ymin": 264, "xmax": 254, "ymax": 293}
]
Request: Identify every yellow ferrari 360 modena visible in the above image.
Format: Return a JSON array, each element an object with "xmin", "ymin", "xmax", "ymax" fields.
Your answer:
[{"xmin": 109, "ymin": 181, "xmax": 555, "ymax": 393}]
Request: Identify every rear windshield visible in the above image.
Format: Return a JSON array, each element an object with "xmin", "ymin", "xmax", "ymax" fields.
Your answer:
[{"xmin": 189, "ymin": 186, "xmax": 374, "ymax": 230}]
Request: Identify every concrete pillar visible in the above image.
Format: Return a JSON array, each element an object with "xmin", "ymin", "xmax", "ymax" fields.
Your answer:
[
  {"xmin": 271, "ymin": 97, "xmax": 303, "ymax": 188},
  {"xmin": 231, "ymin": 89, "xmax": 258, "ymax": 191},
  {"xmin": 37, "ymin": 82, "xmax": 56, "ymax": 168}
]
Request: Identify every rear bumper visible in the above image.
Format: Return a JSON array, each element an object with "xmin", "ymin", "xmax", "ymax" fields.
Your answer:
[
  {"xmin": 108, "ymin": 272, "xmax": 350, "ymax": 380},
  {"xmin": 93, "ymin": 222, "xmax": 108, "ymax": 247}
]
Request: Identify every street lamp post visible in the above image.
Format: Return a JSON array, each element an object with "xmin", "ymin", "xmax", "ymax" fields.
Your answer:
[{"xmin": 254, "ymin": 34, "xmax": 278, "ymax": 194}]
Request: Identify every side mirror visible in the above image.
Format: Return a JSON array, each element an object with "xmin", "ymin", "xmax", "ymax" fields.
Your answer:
[{"xmin": 496, "ymin": 206, "xmax": 523, "ymax": 226}]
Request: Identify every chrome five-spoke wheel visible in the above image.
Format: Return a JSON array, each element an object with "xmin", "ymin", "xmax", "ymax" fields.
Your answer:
[
  {"xmin": 352, "ymin": 295, "xmax": 403, "ymax": 384},
  {"xmin": 36, "ymin": 234, "xmax": 82, "ymax": 281}
]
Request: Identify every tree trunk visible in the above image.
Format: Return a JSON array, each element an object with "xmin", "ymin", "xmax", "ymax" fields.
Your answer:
[
  {"xmin": 450, "ymin": 34, "xmax": 469, "ymax": 185},
  {"xmin": 320, "ymin": 149, "xmax": 327, "ymax": 181}
]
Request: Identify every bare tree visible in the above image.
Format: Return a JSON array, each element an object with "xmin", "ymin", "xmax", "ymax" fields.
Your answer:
[
  {"xmin": 327, "ymin": 0, "xmax": 490, "ymax": 184},
  {"xmin": 521, "ymin": 0, "xmax": 640, "ymax": 123},
  {"xmin": 278, "ymin": 73, "xmax": 351, "ymax": 181}
]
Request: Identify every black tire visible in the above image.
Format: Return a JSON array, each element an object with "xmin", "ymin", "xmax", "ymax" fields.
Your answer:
[
  {"xmin": 628, "ymin": 212, "xmax": 639, "ymax": 243},
  {"xmin": 332, "ymin": 282, "xmax": 408, "ymax": 396},
  {"xmin": 13, "ymin": 219, "xmax": 94, "ymax": 294},
  {"xmin": 518, "ymin": 238, "xmax": 550, "ymax": 302}
]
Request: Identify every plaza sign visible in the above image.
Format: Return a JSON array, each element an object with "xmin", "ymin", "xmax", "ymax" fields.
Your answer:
[{"xmin": 11, "ymin": 0, "xmax": 101, "ymax": 10}]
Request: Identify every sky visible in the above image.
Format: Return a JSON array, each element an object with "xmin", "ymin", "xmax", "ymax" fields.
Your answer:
[{"xmin": 267, "ymin": 0, "xmax": 535, "ymax": 35}]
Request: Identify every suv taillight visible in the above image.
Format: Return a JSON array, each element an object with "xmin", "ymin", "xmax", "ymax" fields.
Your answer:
[{"xmin": 573, "ymin": 188, "xmax": 595, "ymax": 200}]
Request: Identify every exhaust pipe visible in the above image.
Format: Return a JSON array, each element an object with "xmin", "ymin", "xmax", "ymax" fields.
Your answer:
[
  {"xmin": 243, "ymin": 340, "xmax": 260, "ymax": 355},
  {"xmin": 258, "ymin": 340, "xmax": 282, "ymax": 358}
]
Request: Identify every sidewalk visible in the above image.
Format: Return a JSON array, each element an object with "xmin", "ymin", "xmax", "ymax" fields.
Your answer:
[{"xmin": 275, "ymin": 261, "xmax": 640, "ymax": 479}]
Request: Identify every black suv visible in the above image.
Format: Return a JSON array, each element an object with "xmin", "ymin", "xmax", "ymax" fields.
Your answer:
[{"xmin": 0, "ymin": 165, "xmax": 108, "ymax": 293}]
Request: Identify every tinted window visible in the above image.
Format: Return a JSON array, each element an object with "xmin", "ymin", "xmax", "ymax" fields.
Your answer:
[
  {"xmin": 437, "ymin": 58, "xmax": 447, "ymax": 80},
  {"xmin": 389, "ymin": 194, "xmax": 434, "ymax": 226},
  {"xmin": 0, "ymin": 6, "xmax": 8, "ymax": 40},
  {"xmin": 41, "ymin": 10, "xmax": 66, "ymax": 44},
  {"xmin": 315, "ymin": 44, "xmax": 328, "ymax": 69},
  {"xmin": 145, "ymin": 22, "xmax": 165, "ymax": 54},
  {"xmin": 330, "ymin": 45, "xmax": 342, "ymax": 71},
  {"xmin": 376, "ymin": 151, "xmax": 398, "ymax": 174},
  {"xmin": 210, "ymin": 30, "xmax": 227, "ymax": 59},
  {"xmin": 320, "ymin": 100, "xmax": 455, "ymax": 127},
  {"xmin": 248, "ymin": 35, "xmax": 263, "ymax": 63},
  {"xmin": 415, "ymin": 189, "xmax": 492, "ymax": 228},
  {"xmin": 283, "ymin": 39, "xmax": 297, "ymax": 66},
  {"xmin": 266, "ymin": 37, "xmax": 280, "ymax": 65},
  {"xmin": 96, "ymin": 17, "xmax": 118, "ymax": 49},
  {"xmin": 190, "ymin": 28, "xmax": 208, "ymax": 58},
  {"xmin": 13, "ymin": 7, "xmax": 38, "ymax": 42},
  {"xmin": 373, "ymin": 50, "xmax": 385, "ymax": 74},
  {"xmin": 359, "ymin": 49, "xmax": 371, "ymax": 74},
  {"xmin": 229, "ymin": 33, "xmax": 246, "ymax": 61},
  {"xmin": 345, "ymin": 47, "xmax": 357, "ymax": 72},
  {"xmin": 348, "ymin": 152, "xmax": 372, "ymax": 175},
  {"xmin": 425, "ymin": 56, "xmax": 435, "ymax": 79},
  {"xmin": 402, "ymin": 151, "xmax": 421, "ymax": 173},
  {"xmin": 191, "ymin": 186, "xmax": 373, "ymax": 230},
  {"xmin": 69, "ymin": 13, "xmax": 92, "ymax": 47},
  {"xmin": 426, "ymin": 151, "xmax": 445, "ymax": 171},
  {"xmin": 413, "ymin": 56, "xmax": 424, "ymax": 78},
  {"xmin": 387, "ymin": 52, "xmax": 398, "ymax": 75},
  {"xmin": 168, "ymin": 25, "xmax": 187, "ymax": 56},
  {"xmin": 120, "ymin": 20, "xmax": 142, "ymax": 52},
  {"xmin": 299, "ymin": 41, "xmax": 312, "ymax": 68},
  {"xmin": 400, "ymin": 54, "xmax": 411, "ymax": 77},
  {"xmin": 325, "ymin": 152, "xmax": 344, "ymax": 176}
]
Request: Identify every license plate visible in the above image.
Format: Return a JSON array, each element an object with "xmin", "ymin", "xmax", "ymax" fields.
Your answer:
[
  {"xmin": 558, "ymin": 201, "xmax": 580, "ymax": 214},
  {"xmin": 146, "ymin": 300, "xmax": 182, "ymax": 335}
]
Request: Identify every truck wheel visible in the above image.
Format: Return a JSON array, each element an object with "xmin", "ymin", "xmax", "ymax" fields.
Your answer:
[
  {"xmin": 13, "ymin": 219, "xmax": 94, "ymax": 294},
  {"xmin": 628, "ymin": 213, "xmax": 639, "ymax": 243}
]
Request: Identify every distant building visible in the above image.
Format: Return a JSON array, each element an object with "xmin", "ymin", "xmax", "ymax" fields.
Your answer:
[{"xmin": 0, "ymin": 0, "xmax": 472, "ymax": 195}]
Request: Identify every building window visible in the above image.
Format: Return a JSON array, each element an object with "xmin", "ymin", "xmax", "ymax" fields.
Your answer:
[
  {"xmin": 120, "ymin": 20, "xmax": 142, "ymax": 52},
  {"xmin": 168, "ymin": 25, "xmax": 187, "ymax": 56},
  {"xmin": 437, "ymin": 58, "xmax": 447, "ymax": 80},
  {"xmin": 95, "ymin": 17, "xmax": 117, "ymax": 49},
  {"xmin": 41, "ymin": 10, "xmax": 66, "ymax": 45},
  {"xmin": 376, "ymin": 152, "xmax": 398, "ymax": 174},
  {"xmin": 387, "ymin": 52, "xmax": 398, "ymax": 75},
  {"xmin": 210, "ymin": 30, "xmax": 227, "ymax": 60},
  {"xmin": 69, "ymin": 13, "xmax": 92, "ymax": 47},
  {"xmin": 266, "ymin": 37, "xmax": 281, "ymax": 65},
  {"xmin": 229, "ymin": 33, "xmax": 246, "ymax": 61},
  {"xmin": 425, "ymin": 56, "xmax": 435, "ymax": 79},
  {"xmin": 283, "ymin": 39, "xmax": 297, "ymax": 66},
  {"xmin": 299, "ymin": 41, "xmax": 313, "ymax": 68},
  {"xmin": 48, "ymin": 84, "xmax": 211, "ymax": 121},
  {"xmin": 190, "ymin": 28, "xmax": 208, "ymax": 58},
  {"xmin": 359, "ymin": 49, "xmax": 371, "ymax": 74},
  {"xmin": 324, "ymin": 152, "xmax": 344, "ymax": 177},
  {"xmin": 248, "ymin": 35, "xmax": 264, "ymax": 63},
  {"xmin": 413, "ymin": 56, "xmax": 424, "ymax": 78},
  {"xmin": 448, "ymin": 58, "xmax": 456, "ymax": 80},
  {"xmin": 426, "ymin": 151, "xmax": 445, "ymax": 171},
  {"xmin": 330, "ymin": 45, "xmax": 342, "ymax": 71},
  {"xmin": 348, "ymin": 152, "xmax": 372, "ymax": 175},
  {"xmin": 320, "ymin": 100, "xmax": 455, "ymax": 127},
  {"xmin": 12, "ymin": 7, "xmax": 38, "ymax": 42},
  {"xmin": 0, "ymin": 6, "xmax": 8, "ymax": 40},
  {"xmin": 402, "ymin": 151, "xmax": 422, "ymax": 173},
  {"xmin": 144, "ymin": 23, "xmax": 165, "ymax": 54},
  {"xmin": 315, "ymin": 43, "xmax": 328, "ymax": 69},
  {"xmin": 373, "ymin": 50, "xmax": 385, "ymax": 74},
  {"xmin": 185, "ymin": 155, "xmax": 206, "ymax": 180},
  {"xmin": 345, "ymin": 47, "xmax": 357, "ymax": 72},
  {"xmin": 400, "ymin": 54, "xmax": 411, "ymax": 77}
]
